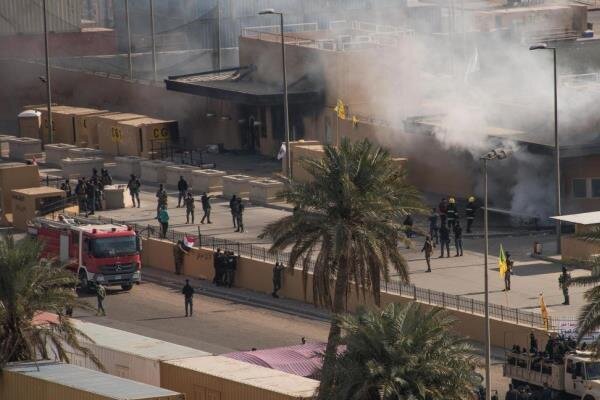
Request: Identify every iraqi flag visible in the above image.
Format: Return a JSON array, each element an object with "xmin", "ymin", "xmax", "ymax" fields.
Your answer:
[{"xmin": 183, "ymin": 235, "xmax": 195, "ymax": 250}]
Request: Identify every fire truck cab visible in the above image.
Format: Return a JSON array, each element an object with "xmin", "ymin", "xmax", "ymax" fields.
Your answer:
[{"xmin": 28, "ymin": 217, "xmax": 142, "ymax": 291}]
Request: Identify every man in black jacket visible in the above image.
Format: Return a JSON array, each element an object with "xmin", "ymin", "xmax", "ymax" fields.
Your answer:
[
  {"xmin": 177, "ymin": 176, "xmax": 189, "ymax": 207},
  {"xmin": 182, "ymin": 279, "xmax": 195, "ymax": 317}
]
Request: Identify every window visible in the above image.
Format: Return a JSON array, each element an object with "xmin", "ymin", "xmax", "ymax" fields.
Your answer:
[
  {"xmin": 573, "ymin": 179, "xmax": 587, "ymax": 199},
  {"xmin": 592, "ymin": 179, "xmax": 600, "ymax": 198}
]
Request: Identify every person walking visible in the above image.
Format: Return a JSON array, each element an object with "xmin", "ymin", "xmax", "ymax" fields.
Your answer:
[
  {"xmin": 428, "ymin": 207, "xmax": 439, "ymax": 246},
  {"xmin": 182, "ymin": 279, "xmax": 195, "ymax": 317},
  {"xmin": 559, "ymin": 265, "xmax": 571, "ymax": 305},
  {"xmin": 127, "ymin": 174, "xmax": 141, "ymax": 208},
  {"xmin": 158, "ymin": 205, "xmax": 169, "ymax": 238},
  {"xmin": 446, "ymin": 197, "xmax": 458, "ymax": 230},
  {"xmin": 60, "ymin": 179, "xmax": 72, "ymax": 197},
  {"xmin": 156, "ymin": 184, "xmax": 168, "ymax": 218},
  {"xmin": 229, "ymin": 195, "xmax": 238, "ymax": 229},
  {"xmin": 200, "ymin": 192, "xmax": 212, "ymax": 224},
  {"xmin": 454, "ymin": 220, "xmax": 463, "ymax": 257},
  {"xmin": 272, "ymin": 262, "xmax": 284, "ymax": 298},
  {"xmin": 184, "ymin": 192, "xmax": 195, "ymax": 224},
  {"xmin": 96, "ymin": 283, "xmax": 106, "ymax": 316},
  {"xmin": 465, "ymin": 196, "xmax": 477, "ymax": 233},
  {"xmin": 504, "ymin": 251, "xmax": 513, "ymax": 291},
  {"xmin": 177, "ymin": 176, "xmax": 188, "ymax": 207},
  {"xmin": 439, "ymin": 224, "xmax": 450, "ymax": 258},
  {"xmin": 235, "ymin": 198, "xmax": 245, "ymax": 232},
  {"xmin": 421, "ymin": 235, "xmax": 433, "ymax": 272}
]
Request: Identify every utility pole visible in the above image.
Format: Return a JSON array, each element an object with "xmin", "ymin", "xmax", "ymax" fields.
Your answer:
[
  {"xmin": 149, "ymin": 0, "xmax": 157, "ymax": 81},
  {"xmin": 42, "ymin": 0, "xmax": 53, "ymax": 145},
  {"xmin": 216, "ymin": 0, "xmax": 221, "ymax": 70},
  {"xmin": 125, "ymin": 0, "xmax": 133, "ymax": 79}
]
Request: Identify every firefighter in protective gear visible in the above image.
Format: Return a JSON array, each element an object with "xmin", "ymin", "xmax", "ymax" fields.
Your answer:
[
  {"xmin": 446, "ymin": 197, "xmax": 458, "ymax": 230},
  {"xmin": 466, "ymin": 196, "xmax": 477, "ymax": 233}
]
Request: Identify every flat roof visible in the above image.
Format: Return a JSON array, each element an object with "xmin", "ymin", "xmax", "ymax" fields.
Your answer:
[
  {"xmin": 551, "ymin": 211, "xmax": 600, "ymax": 225},
  {"xmin": 165, "ymin": 356, "xmax": 318, "ymax": 397},
  {"xmin": 96, "ymin": 113, "xmax": 148, "ymax": 122},
  {"xmin": 120, "ymin": 117, "xmax": 176, "ymax": 127},
  {"xmin": 12, "ymin": 187, "xmax": 65, "ymax": 196},
  {"xmin": 71, "ymin": 319, "xmax": 212, "ymax": 361},
  {"xmin": 5, "ymin": 361, "xmax": 182, "ymax": 399}
]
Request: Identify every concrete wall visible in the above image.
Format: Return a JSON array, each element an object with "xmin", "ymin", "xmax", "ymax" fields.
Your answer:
[
  {"xmin": 561, "ymin": 235, "xmax": 600, "ymax": 261},
  {"xmin": 141, "ymin": 238, "xmax": 547, "ymax": 350}
]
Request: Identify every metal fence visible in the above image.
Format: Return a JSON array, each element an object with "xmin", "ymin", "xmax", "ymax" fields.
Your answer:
[{"xmin": 66, "ymin": 212, "xmax": 553, "ymax": 330}]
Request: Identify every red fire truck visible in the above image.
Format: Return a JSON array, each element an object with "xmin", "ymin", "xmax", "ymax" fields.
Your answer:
[{"xmin": 28, "ymin": 217, "xmax": 142, "ymax": 291}]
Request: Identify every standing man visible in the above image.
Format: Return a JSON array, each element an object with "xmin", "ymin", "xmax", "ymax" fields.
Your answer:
[
  {"xmin": 465, "ymin": 196, "xmax": 477, "ymax": 233},
  {"xmin": 213, "ymin": 248, "xmax": 223, "ymax": 286},
  {"xmin": 235, "ymin": 197, "xmax": 245, "ymax": 232},
  {"xmin": 85, "ymin": 178, "xmax": 96, "ymax": 216},
  {"xmin": 403, "ymin": 213, "xmax": 414, "ymax": 239},
  {"xmin": 229, "ymin": 195, "xmax": 238, "ymax": 229},
  {"xmin": 96, "ymin": 283, "xmax": 106, "ymax": 316},
  {"xmin": 438, "ymin": 197, "xmax": 448, "ymax": 226},
  {"xmin": 177, "ymin": 175, "xmax": 188, "ymax": 207},
  {"xmin": 504, "ymin": 251, "xmax": 513, "ymax": 291},
  {"xmin": 127, "ymin": 174, "xmax": 141, "ymax": 208},
  {"xmin": 60, "ymin": 179, "xmax": 72, "ymax": 197},
  {"xmin": 454, "ymin": 220, "xmax": 463, "ymax": 257},
  {"xmin": 446, "ymin": 197, "xmax": 457, "ymax": 230},
  {"xmin": 75, "ymin": 178, "xmax": 87, "ymax": 212},
  {"xmin": 439, "ymin": 224, "xmax": 450, "ymax": 258},
  {"xmin": 200, "ymin": 192, "xmax": 212, "ymax": 224},
  {"xmin": 158, "ymin": 205, "xmax": 169, "ymax": 238},
  {"xmin": 184, "ymin": 192, "xmax": 195, "ymax": 224},
  {"xmin": 428, "ymin": 207, "xmax": 439, "ymax": 246},
  {"xmin": 173, "ymin": 240, "xmax": 188, "ymax": 275},
  {"xmin": 272, "ymin": 262, "xmax": 284, "ymax": 298},
  {"xmin": 156, "ymin": 184, "xmax": 168, "ymax": 218},
  {"xmin": 559, "ymin": 265, "xmax": 571, "ymax": 305},
  {"xmin": 182, "ymin": 279, "xmax": 195, "ymax": 317},
  {"xmin": 421, "ymin": 235, "xmax": 433, "ymax": 272}
]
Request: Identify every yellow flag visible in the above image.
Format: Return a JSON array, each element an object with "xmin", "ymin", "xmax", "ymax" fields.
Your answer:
[
  {"xmin": 539, "ymin": 293, "xmax": 549, "ymax": 331},
  {"xmin": 498, "ymin": 244, "xmax": 507, "ymax": 278},
  {"xmin": 334, "ymin": 99, "xmax": 346, "ymax": 120},
  {"xmin": 352, "ymin": 115, "xmax": 359, "ymax": 127}
]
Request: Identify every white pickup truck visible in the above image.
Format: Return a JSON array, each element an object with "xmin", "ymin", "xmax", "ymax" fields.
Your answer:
[{"xmin": 504, "ymin": 350, "xmax": 600, "ymax": 399}]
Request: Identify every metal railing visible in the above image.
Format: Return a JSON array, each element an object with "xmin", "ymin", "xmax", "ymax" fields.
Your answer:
[{"xmin": 66, "ymin": 211, "xmax": 553, "ymax": 330}]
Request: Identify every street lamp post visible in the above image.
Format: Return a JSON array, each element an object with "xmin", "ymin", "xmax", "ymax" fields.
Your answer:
[
  {"xmin": 125, "ymin": 0, "xmax": 133, "ymax": 79},
  {"xmin": 481, "ymin": 148, "xmax": 511, "ymax": 400},
  {"xmin": 530, "ymin": 43, "xmax": 561, "ymax": 253},
  {"xmin": 149, "ymin": 0, "xmax": 157, "ymax": 82},
  {"xmin": 258, "ymin": 9, "xmax": 291, "ymax": 180},
  {"xmin": 42, "ymin": 0, "xmax": 53, "ymax": 145}
]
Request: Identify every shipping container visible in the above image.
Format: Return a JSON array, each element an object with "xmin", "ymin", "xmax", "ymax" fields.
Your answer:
[
  {"xmin": 47, "ymin": 318, "xmax": 211, "ymax": 387},
  {"xmin": 160, "ymin": 356, "xmax": 319, "ymax": 400},
  {"xmin": 0, "ymin": 360, "xmax": 185, "ymax": 400},
  {"xmin": 0, "ymin": 0, "xmax": 82, "ymax": 36},
  {"xmin": 92, "ymin": 112, "xmax": 147, "ymax": 152},
  {"xmin": 34, "ymin": 106, "xmax": 111, "ymax": 145},
  {"xmin": 97, "ymin": 115, "xmax": 178, "ymax": 157}
]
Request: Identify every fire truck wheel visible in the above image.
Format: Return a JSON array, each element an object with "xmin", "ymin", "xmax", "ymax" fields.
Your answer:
[
  {"xmin": 121, "ymin": 284, "xmax": 133, "ymax": 291},
  {"xmin": 79, "ymin": 270, "xmax": 91, "ymax": 293}
]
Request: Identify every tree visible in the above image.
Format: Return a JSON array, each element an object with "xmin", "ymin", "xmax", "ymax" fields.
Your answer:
[
  {"xmin": 319, "ymin": 303, "xmax": 482, "ymax": 400},
  {"xmin": 0, "ymin": 235, "xmax": 101, "ymax": 369},
  {"xmin": 259, "ymin": 139, "xmax": 423, "ymax": 396}
]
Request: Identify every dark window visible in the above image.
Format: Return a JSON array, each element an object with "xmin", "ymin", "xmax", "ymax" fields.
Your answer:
[
  {"xmin": 573, "ymin": 179, "xmax": 587, "ymax": 198},
  {"xmin": 592, "ymin": 179, "xmax": 600, "ymax": 198},
  {"xmin": 271, "ymin": 106, "xmax": 284, "ymax": 140}
]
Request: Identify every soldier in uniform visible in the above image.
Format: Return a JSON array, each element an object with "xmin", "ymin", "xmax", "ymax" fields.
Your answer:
[
  {"xmin": 184, "ymin": 192, "xmax": 195, "ymax": 224},
  {"xmin": 446, "ymin": 197, "xmax": 458, "ymax": 230},
  {"xmin": 504, "ymin": 251, "xmax": 513, "ymax": 291},
  {"xmin": 465, "ymin": 196, "xmax": 477, "ymax": 233},
  {"xmin": 173, "ymin": 240, "xmax": 189, "ymax": 275},
  {"xmin": 127, "ymin": 174, "xmax": 141, "ymax": 208},
  {"xmin": 421, "ymin": 235, "xmax": 433, "ymax": 272},
  {"xmin": 559, "ymin": 266, "xmax": 571, "ymax": 305},
  {"xmin": 156, "ymin": 184, "xmax": 168, "ymax": 218}
]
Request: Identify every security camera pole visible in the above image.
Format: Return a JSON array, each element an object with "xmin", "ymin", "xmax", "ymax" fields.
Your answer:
[{"xmin": 42, "ymin": 0, "xmax": 53, "ymax": 145}]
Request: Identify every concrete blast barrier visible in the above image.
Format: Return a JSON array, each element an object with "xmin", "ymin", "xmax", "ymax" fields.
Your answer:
[
  {"xmin": 114, "ymin": 156, "xmax": 147, "ymax": 180},
  {"xmin": 140, "ymin": 160, "xmax": 174, "ymax": 183},
  {"xmin": 191, "ymin": 169, "xmax": 226, "ymax": 193},
  {"xmin": 0, "ymin": 135, "xmax": 16, "ymax": 157},
  {"xmin": 61, "ymin": 157, "xmax": 104, "ymax": 179},
  {"xmin": 103, "ymin": 184, "xmax": 133, "ymax": 209},
  {"xmin": 164, "ymin": 165, "xmax": 200, "ymax": 189},
  {"xmin": 44, "ymin": 143, "xmax": 77, "ymax": 166},
  {"xmin": 17, "ymin": 109, "xmax": 41, "ymax": 139},
  {"xmin": 67, "ymin": 147, "xmax": 103, "ymax": 158},
  {"xmin": 222, "ymin": 174, "xmax": 253, "ymax": 198},
  {"xmin": 8, "ymin": 137, "xmax": 42, "ymax": 161},
  {"xmin": 249, "ymin": 178, "xmax": 285, "ymax": 204}
]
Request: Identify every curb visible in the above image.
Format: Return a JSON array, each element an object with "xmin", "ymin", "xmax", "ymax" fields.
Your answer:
[{"xmin": 530, "ymin": 254, "xmax": 563, "ymax": 265}]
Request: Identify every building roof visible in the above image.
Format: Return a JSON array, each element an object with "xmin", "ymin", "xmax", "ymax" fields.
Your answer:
[
  {"xmin": 551, "ymin": 211, "xmax": 600, "ymax": 225},
  {"xmin": 5, "ymin": 361, "xmax": 182, "ymax": 399},
  {"xmin": 165, "ymin": 66, "xmax": 322, "ymax": 105},
  {"xmin": 223, "ymin": 343, "xmax": 325, "ymax": 378},
  {"xmin": 12, "ymin": 187, "xmax": 65, "ymax": 196}
]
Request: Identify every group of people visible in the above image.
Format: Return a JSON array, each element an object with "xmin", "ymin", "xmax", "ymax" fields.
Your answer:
[
  {"xmin": 213, "ymin": 248, "xmax": 237, "ymax": 288},
  {"xmin": 64, "ymin": 168, "xmax": 113, "ymax": 216}
]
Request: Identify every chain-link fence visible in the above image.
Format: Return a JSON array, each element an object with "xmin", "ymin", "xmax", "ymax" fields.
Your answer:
[{"xmin": 66, "ymin": 211, "xmax": 552, "ymax": 330}]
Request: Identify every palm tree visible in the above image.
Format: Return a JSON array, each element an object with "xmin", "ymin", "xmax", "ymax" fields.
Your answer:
[
  {"xmin": 259, "ymin": 139, "xmax": 423, "ymax": 395},
  {"xmin": 0, "ymin": 235, "xmax": 101, "ymax": 369},
  {"xmin": 319, "ymin": 302, "xmax": 482, "ymax": 400}
]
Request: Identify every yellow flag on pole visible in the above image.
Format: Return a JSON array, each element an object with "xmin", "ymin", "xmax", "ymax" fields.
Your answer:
[
  {"xmin": 352, "ymin": 115, "xmax": 359, "ymax": 127},
  {"xmin": 334, "ymin": 99, "xmax": 346, "ymax": 120},
  {"xmin": 539, "ymin": 292, "xmax": 549, "ymax": 331},
  {"xmin": 498, "ymin": 244, "xmax": 507, "ymax": 278}
]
